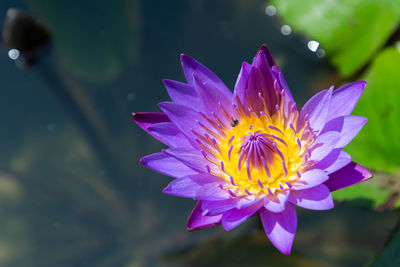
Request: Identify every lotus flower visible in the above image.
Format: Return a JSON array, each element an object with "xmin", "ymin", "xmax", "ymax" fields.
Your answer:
[{"xmin": 133, "ymin": 46, "xmax": 371, "ymax": 254}]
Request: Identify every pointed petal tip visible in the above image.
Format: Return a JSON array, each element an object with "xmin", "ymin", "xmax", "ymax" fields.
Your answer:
[
  {"xmin": 157, "ymin": 101, "xmax": 170, "ymax": 110},
  {"xmin": 276, "ymin": 245, "xmax": 292, "ymax": 255},
  {"xmin": 161, "ymin": 185, "xmax": 169, "ymax": 194},
  {"xmin": 139, "ymin": 156, "xmax": 146, "ymax": 165},
  {"xmin": 325, "ymin": 162, "xmax": 372, "ymax": 192},
  {"xmin": 257, "ymin": 44, "xmax": 270, "ymax": 55},
  {"xmin": 349, "ymin": 80, "xmax": 367, "ymax": 91},
  {"xmin": 162, "ymin": 78, "xmax": 173, "ymax": 86},
  {"xmin": 187, "ymin": 201, "xmax": 222, "ymax": 231},
  {"xmin": 260, "ymin": 205, "xmax": 297, "ymax": 255},
  {"xmin": 132, "ymin": 112, "xmax": 141, "ymax": 121},
  {"xmin": 163, "ymin": 78, "xmax": 189, "ymax": 87},
  {"xmin": 256, "ymin": 44, "xmax": 276, "ymax": 67},
  {"xmin": 180, "ymin": 53, "xmax": 193, "ymax": 63},
  {"xmin": 358, "ymin": 80, "xmax": 367, "ymax": 86}
]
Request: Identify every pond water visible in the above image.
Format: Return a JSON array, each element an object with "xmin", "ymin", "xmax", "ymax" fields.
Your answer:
[{"xmin": 0, "ymin": 0, "xmax": 397, "ymax": 266}]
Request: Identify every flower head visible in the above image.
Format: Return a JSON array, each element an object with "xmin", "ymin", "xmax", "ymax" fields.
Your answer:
[{"xmin": 133, "ymin": 46, "xmax": 371, "ymax": 254}]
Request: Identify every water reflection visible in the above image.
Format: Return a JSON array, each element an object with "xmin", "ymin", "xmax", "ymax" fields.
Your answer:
[
  {"xmin": 265, "ymin": 5, "xmax": 277, "ymax": 17},
  {"xmin": 281, "ymin": 24, "xmax": 292, "ymax": 36},
  {"xmin": 307, "ymin": 40, "xmax": 320, "ymax": 52},
  {"xmin": 7, "ymin": 48, "xmax": 19, "ymax": 60}
]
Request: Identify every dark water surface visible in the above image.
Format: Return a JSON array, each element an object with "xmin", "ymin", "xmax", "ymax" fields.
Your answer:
[{"xmin": 0, "ymin": 0, "xmax": 397, "ymax": 266}]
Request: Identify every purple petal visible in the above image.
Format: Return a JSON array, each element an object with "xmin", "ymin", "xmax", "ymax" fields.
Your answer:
[
  {"xmin": 132, "ymin": 112, "xmax": 170, "ymax": 128},
  {"xmin": 140, "ymin": 152, "xmax": 198, "ymax": 178},
  {"xmin": 202, "ymin": 199, "xmax": 238, "ymax": 215},
  {"xmin": 180, "ymin": 54, "xmax": 232, "ymax": 101},
  {"xmin": 326, "ymin": 81, "xmax": 366, "ymax": 121},
  {"xmin": 162, "ymin": 173, "xmax": 221, "ymax": 198},
  {"xmin": 147, "ymin": 122, "xmax": 192, "ymax": 148},
  {"xmin": 187, "ymin": 201, "xmax": 222, "ymax": 230},
  {"xmin": 322, "ymin": 115, "xmax": 367, "ymax": 148},
  {"xmin": 260, "ymin": 203, "xmax": 297, "ymax": 255},
  {"xmin": 221, "ymin": 199, "xmax": 265, "ymax": 231},
  {"xmin": 193, "ymin": 74, "xmax": 235, "ymax": 126},
  {"xmin": 309, "ymin": 131, "xmax": 341, "ymax": 162},
  {"xmin": 271, "ymin": 65, "xmax": 295, "ymax": 104},
  {"xmin": 258, "ymin": 45, "xmax": 277, "ymax": 67},
  {"xmin": 264, "ymin": 191, "xmax": 290, "ymax": 213},
  {"xmin": 196, "ymin": 182, "xmax": 232, "ymax": 201},
  {"xmin": 158, "ymin": 102, "xmax": 208, "ymax": 146},
  {"xmin": 133, "ymin": 112, "xmax": 170, "ymax": 144},
  {"xmin": 325, "ymin": 162, "xmax": 372, "ymax": 191},
  {"xmin": 162, "ymin": 178, "xmax": 201, "ymax": 198},
  {"xmin": 300, "ymin": 87, "xmax": 333, "ymax": 133},
  {"xmin": 289, "ymin": 184, "xmax": 334, "ymax": 210},
  {"xmin": 293, "ymin": 169, "xmax": 329, "ymax": 190},
  {"xmin": 247, "ymin": 50, "xmax": 276, "ymax": 114},
  {"xmin": 235, "ymin": 195, "xmax": 263, "ymax": 209},
  {"xmin": 162, "ymin": 147, "xmax": 218, "ymax": 174},
  {"xmin": 233, "ymin": 62, "xmax": 252, "ymax": 108},
  {"xmin": 311, "ymin": 149, "xmax": 352, "ymax": 174},
  {"xmin": 163, "ymin": 79, "xmax": 201, "ymax": 107},
  {"xmin": 202, "ymin": 195, "xmax": 261, "ymax": 216}
]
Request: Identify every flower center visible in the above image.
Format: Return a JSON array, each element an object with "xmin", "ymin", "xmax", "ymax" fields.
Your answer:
[
  {"xmin": 194, "ymin": 92, "xmax": 315, "ymax": 197},
  {"xmin": 238, "ymin": 131, "xmax": 279, "ymax": 177}
]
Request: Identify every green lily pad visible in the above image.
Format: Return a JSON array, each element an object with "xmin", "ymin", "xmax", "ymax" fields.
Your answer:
[
  {"xmin": 345, "ymin": 47, "xmax": 400, "ymax": 173},
  {"xmin": 271, "ymin": 0, "xmax": 400, "ymax": 77},
  {"xmin": 336, "ymin": 48, "xmax": 400, "ymax": 208}
]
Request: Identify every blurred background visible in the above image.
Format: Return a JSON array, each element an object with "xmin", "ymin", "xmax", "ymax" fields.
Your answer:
[{"xmin": 0, "ymin": 0, "xmax": 399, "ymax": 266}]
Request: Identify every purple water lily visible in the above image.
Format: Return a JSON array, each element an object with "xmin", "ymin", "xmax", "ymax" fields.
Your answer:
[{"xmin": 133, "ymin": 46, "xmax": 371, "ymax": 254}]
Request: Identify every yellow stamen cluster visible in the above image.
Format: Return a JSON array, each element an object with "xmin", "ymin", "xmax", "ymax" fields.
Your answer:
[{"xmin": 197, "ymin": 94, "xmax": 315, "ymax": 197}]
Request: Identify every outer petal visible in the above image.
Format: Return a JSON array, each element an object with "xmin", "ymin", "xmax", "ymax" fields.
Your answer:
[
  {"xmin": 289, "ymin": 184, "xmax": 334, "ymax": 210},
  {"xmin": 147, "ymin": 122, "xmax": 192, "ymax": 148},
  {"xmin": 158, "ymin": 102, "xmax": 217, "ymax": 147},
  {"xmin": 202, "ymin": 195, "xmax": 260, "ymax": 216},
  {"xmin": 202, "ymin": 199, "xmax": 238, "ymax": 216},
  {"xmin": 322, "ymin": 115, "xmax": 367, "ymax": 148},
  {"xmin": 260, "ymin": 203, "xmax": 297, "ymax": 255},
  {"xmin": 293, "ymin": 169, "xmax": 329, "ymax": 190},
  {"xmin": 163, "ymin": 79, "xmax": 201, "ymax": 107},
  {"xmin": 311, "ymin": 149, "xmax": 352, "ymax": 175},
  {"xmin": 309, "ymin": 131, "xmax": 341, "ymax": 162},
  {"xmin": 195, "ymin": 182, "xmax": 232, "ymax": 201},
  {"xmin": 140, "ymin": 152, "xmax": 198, "ymax": 178},
  {"xmin": 133, "ymin": 112, "xmax": 170, "ymax": 144},
  {"xmin": 326, "ymin": 81, "xmax": 366, "ymax": 121},
  {"xmin": 221, "ymin": 199, "xmax": 265, "ymax": 231},
  {"xmin": 299, "ymin": 87, "xmax": 333, "ymax": 134},
  {"xmin": 180, "ymin": 54, "xmax": 232, "ymax": 100},
  {"xmin": 325, "ymin": 162, "xmax": 372, "ymax": 191},
  {"xmin": 162, "ymin": 173, "xmax": 222, "ymax": 198},
  {"xmin": 162, "ymin": 147, "xmax": 220, "ymax": 174},
  {"xmin": 187, "ymin": 201, "xmax": 222, "ymax": 230}
]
